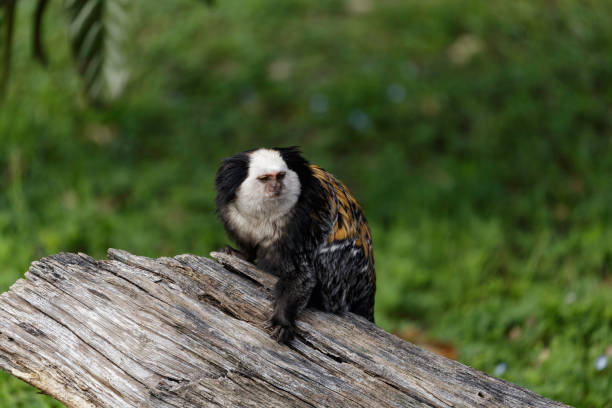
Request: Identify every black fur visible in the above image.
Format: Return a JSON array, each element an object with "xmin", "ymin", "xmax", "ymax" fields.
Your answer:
[
  {"xmin": 215, "ymin": 147, "xmax": 375, "ymax": 343},
  {"xmin": 214, "ymin": 151, "xmax": 250, "ymax": 208},
  {"xmin": 214, "ymin": 151, "xmax": 258, "ymax": 261}
]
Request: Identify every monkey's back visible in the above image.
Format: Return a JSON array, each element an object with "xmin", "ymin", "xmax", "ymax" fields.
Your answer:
[{"xmin": 309, "ymin": 165, "xmax": 376, "ymax": 321}]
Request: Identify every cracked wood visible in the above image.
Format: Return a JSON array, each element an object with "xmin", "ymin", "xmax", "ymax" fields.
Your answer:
[{"xmin": 0, "ymin": 249, "xmax": 571, "ymax": 408}]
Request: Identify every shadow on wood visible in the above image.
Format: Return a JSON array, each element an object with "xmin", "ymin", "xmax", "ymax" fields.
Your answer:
[{"xmin": 0, "ymin": 249, "xmax": 570, "ymax": 408}]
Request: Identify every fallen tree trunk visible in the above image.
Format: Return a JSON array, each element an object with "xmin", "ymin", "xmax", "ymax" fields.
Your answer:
[{"xmin": 0, "ymin": 249, "xmax": 569, "ymax": 408}]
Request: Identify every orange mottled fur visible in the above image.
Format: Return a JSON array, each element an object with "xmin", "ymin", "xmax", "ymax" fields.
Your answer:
[{"xmin": 310, "ymin": 165, "xmax": 374, "ymax": 264}]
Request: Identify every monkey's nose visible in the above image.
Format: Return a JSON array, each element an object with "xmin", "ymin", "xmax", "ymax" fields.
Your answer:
[{"xmin": 265, "ymin": 182, "xmax": 282, "ymax": 197}]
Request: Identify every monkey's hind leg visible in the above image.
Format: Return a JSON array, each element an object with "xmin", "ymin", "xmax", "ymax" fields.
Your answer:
[{"xmin": 350, "ymin": 292, "xmax": 375, "ymax": 323}]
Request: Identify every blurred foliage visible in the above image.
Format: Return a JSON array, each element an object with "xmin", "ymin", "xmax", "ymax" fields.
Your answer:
[
  {"xmin": 1, "ymin": 0, "xmax": 211, "ymax": 102},
  {"xmin": 1, "ymin": 0, "xmax": 133, "ymax": 102},
  {"xmin": 1, "ymin": 0, "xmax": 612, "ymax": 407},
  {"xmin": 63, "ymin": 0, "xmax": 130, "ymax": 100},
  {"xmin": 0, "ymin": 0, "xmax": 16, "ymax": 95}
]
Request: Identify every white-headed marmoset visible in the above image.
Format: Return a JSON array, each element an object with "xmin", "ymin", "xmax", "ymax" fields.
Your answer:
[{"xmin": 215, "ymin": 147, "xmax": 375, "ymax": 343}]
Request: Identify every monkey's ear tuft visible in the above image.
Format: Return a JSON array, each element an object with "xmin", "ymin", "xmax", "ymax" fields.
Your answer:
[
  {"xmin": 276, "ymin": 146, "xmax": 310, "ymax": 172},
  {"xmin": 274, "ymin": 146, "xmax": 302, "ymax": 155},
  {"xmin": 215, "ymin": 153, "xmax": 250, "ymax": 206}
]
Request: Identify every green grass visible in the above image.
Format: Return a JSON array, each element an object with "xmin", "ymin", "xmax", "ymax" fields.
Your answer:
[{"xmin": 1, "ymin": 0, "xmax": 612, "ymax": 406}]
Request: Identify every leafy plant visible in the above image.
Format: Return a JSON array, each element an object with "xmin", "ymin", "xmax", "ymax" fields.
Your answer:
[
  {"xmin": 2, "ymin": 1, "xmax": 612, "ymax": 406},
  {"xmin": 0, "ymin": 0, "xmax": 16, "ymax": 96},
  {"xmin": 0, "ymin": 0, "xmax": 210, "ymax": 103},
  {"xmin": 64, "ymin": 0, "xmax": 130, "ymax": 100}
]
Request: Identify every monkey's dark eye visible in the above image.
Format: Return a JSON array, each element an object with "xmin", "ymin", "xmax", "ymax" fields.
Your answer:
[
  {"xmin": 277, "ymin": 172, "xmax": 286, "ymax": 180},
  {"xmin": 257, "ymin": 175, "xmax": 271, "ymax": 182}
]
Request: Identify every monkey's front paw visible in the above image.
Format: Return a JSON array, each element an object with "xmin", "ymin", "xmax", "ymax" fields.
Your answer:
[
  {"xmin": 266, "ymin": 315, "xmax": 296, "ymax": 344},
  {"xmin": 271, "ymin": 324, "xmax": 296, "ymax": 344}
]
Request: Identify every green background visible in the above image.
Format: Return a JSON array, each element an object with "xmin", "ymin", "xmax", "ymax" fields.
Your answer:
[{"xmin": 1, "ymin": 0, "xmax": 612, "ymax": 406}]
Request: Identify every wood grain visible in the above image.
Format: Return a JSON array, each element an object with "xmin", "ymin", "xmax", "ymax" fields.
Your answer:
[{"xmin": 0, "ymin": 249, "xmax": 571, "ymax": 407}]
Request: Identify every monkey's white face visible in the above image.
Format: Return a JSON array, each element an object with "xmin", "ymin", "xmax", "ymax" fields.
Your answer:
[{"xmin": 233, "ymin": 149, "xmax": 301, "ymax": 220}]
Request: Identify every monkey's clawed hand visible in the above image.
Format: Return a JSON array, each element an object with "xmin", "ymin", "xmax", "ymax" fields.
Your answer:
[
  {"xmin": 217, "ymin": 246, "xmax": 249, "ymax": 261},
  {"xmin": 265, "ymin": 312, "xmax": 296, "ymax": 344}
]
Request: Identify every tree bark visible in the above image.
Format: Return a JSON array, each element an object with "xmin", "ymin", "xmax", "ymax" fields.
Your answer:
[{"xmin": 0, "ymin": 249, "xmax": 570, "ymax": 408}]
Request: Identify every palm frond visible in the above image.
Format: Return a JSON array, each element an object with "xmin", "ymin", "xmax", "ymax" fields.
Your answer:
[
  {"xmin": 65, "ymin": 0, "xmax": 129, "ymax": 101},
  {"xmin": 0, "ymin": 0, "xmax": 16, "ymax": 97},
  {"xmin": 33, "ymin": 0, "xmax": 50, "ymax": 65}
]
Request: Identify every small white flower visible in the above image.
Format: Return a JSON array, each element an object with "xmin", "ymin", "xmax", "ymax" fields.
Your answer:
[
  {"xmin": 387, "ymin": 83, "xmax": 406, "ymax": 103},
  {"xmin": 494, "ymin": 362, "xmax": 507, "ymax": 376},
  {"xmin": 595, "ymin": 355, "xmax": 608, "ymax": 371},
  {"xmin": 309, "ymin": 94, "xmax": 329, "ymax": 114},
  {"xmin": 347, "ymin": 110, "xmax": 370, "ymax": 132}
]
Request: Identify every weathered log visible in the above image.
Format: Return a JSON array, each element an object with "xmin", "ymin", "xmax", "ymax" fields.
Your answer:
[{"xmin": 0, "ymin": 249, "xmax": 570, "ymax": 408}]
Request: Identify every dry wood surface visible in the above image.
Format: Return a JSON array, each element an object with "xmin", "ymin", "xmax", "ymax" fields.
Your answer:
[{"xmin": 0, "ymin": 249, "xmax": 571, "ymax": 407}]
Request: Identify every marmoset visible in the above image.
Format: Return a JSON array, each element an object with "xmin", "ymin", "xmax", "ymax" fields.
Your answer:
[{"xmin": 215, "ymin": 147, "xmax": 375, "ymax": 343}]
